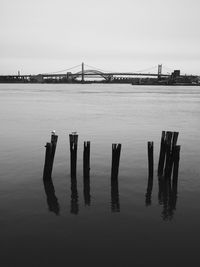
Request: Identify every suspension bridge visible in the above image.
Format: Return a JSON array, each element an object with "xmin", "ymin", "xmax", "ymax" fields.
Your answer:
[
  {"xmin": 0, "ymin": 63, "xmax": 199, "ymax": 84},
  {"xmin": 34, "ymin": 63, "xmax": 173, "ymax": 82}
]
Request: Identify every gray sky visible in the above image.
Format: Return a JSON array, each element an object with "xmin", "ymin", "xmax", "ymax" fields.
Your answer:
[{"xmin": 1, "ymin": 0, "xmax": 200, "ymax": 75}]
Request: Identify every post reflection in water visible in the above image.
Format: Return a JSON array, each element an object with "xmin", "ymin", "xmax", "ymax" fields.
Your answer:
[
  {"xmin": 145, "ymin": 173, "xmax": 154, "ymax": 206},
  {"xmin": 145, "ymin": 152, "xmax": 180, "ymax": 220},
  {"xmin": 145, "ymin": 172, "xmax": 179, "ymax": 220},
  {"xmin": 111, "ymin": 179, "xmax": 120, "ymax": 212},
  {"xmin": 158, "ymin": 146, "xmax": 180, "ymax": 221},
  {"xmin": 70, "ymin": 175, "xmax": 79, "ymax": 215},
  {"xmin": 158, "ymin": 176, "xmax": 178, "ymax": 221},
  {"xmin": 43, "ymin": 178, "xmax": 60, "ymax": 215},
  {"xmin": 83, "ymin": 174, "xmax": 91, "ymax": 206}
]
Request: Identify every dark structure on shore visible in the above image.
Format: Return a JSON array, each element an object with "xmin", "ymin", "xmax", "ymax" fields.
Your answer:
[{"xmin": 1, "ymin": 63, "xmax": 199, "ymax": 85}]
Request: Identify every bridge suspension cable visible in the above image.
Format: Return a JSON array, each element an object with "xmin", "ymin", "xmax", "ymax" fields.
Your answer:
[
  {"xmin": 85, "ymin": 64, "xmax": 158, "ymax": 74},
  {"xmin": 134, "ymin": 65, "xmax": 157, "ymax": 73},
  {"xmin": 42, "ymin": 64, "xmax": 81, "ymax": 75},
  {"xmin": 84, "ymin": 64, "xmax": 114, "ymax": 73},
  {"xmin": 162, "ymin": 65, "xmax": 175, "ymax": 73}
]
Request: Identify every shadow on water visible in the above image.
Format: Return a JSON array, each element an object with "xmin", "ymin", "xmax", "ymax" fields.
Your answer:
[{"xmin": 43, "ymin": 177, "xmax": 60, "ymax": 215}]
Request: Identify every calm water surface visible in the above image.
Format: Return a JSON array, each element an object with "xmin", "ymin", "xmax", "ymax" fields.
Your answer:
[{"xmin": 0, "ymin": 84, "xmax": 200, "ymax": 266}]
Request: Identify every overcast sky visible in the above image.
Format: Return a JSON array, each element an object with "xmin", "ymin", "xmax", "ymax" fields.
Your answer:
[{"xmin": 1, "ymin": 0, "xmax": 200, "ymax": 75}]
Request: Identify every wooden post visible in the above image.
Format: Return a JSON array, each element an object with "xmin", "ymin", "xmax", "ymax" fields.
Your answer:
[
  {"xmin": 69, "ymin": 132, "xmax": 78, "ymax": 178},
  {"xmin": 173, "ymin": 145, "xmax": 181, "ymax": 181},
  {"xmin": 148, "ymin": 141, "xmax": 154, "ymax": 178},
  {"xmin": 172, "ymin": 132, "xmax": 179, "ymax": 148},
  {"xmin": 83, "ymin": 141, "xmax": 90, "ymax": 178},
  {"xmin": 83, "ymin": 141, "xmax": 91, "ymax": 205},
  {"xmin": 111, "ymin": 144, "xmax": 121, "ymax": 180},
  {"xmin": 158, "ymin": 131, "xmax": 166, "ymax": 176},
  {"xmin": 49, "ymin": 131, "xmax": 58, "ymax": 176},
  {"xmin": 43, "ymin": 142, "xmax": 52, "ymax": 180},
  {"xmin": 146, "ymin": 142, "xmax": 154, "ymax": 206},
  {"xmin": 170, "ymin": 150, "xmax": 179, "ymax": 213},
  {"xmin": 164, "ymin": 131, "xmax": 173, "ymax": 177},
  {"xmin": 167, "ymin": 131, "xmax": 179, "ymax": 179}
]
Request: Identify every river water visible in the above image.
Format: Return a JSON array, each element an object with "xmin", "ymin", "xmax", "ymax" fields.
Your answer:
[{"xmin": 0, "ymin": 84, "xmax": 200, "ymax": 266}]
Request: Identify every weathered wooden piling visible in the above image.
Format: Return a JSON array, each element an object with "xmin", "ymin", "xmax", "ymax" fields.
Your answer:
[
  {"xmin": 146, "ymin": 142, "xmax": 154, "ymax": 206},
  {"xmin": 43, "ymin": 131, "xmax": 58, "ymax": 180},
  {"xmin": 158, "ymin": 131, "xmax": 179, "ymax": 178},
  {"xmin": 148, "ymin": 141, "xmax": 154, "ymax": 178},
  {"xmin": 173, "ymin": 145, "xmax": 181, "ymax": 181},
  {"xmin": 83, "ymin": 141, "xmax": 91, "ymax": 205},
  {"xmin": 69, "ymin": 132, "xmax": 78, "ymax": 178},
  {"xmin": 166, "ymin": 131, "xmax": 179, "ymax": 178},
  {"xmin": 111, "ymin": 143, "xmax": 121, "ymax": 180},
  {"xmin": 49, "ymin": 132, "xmax": 58, "ymax": 175},
  {"xmin": 172, "ymin": 132, "xmax": 179, "ymax": 148},
  {"xmin": 83, "ymin": 141, "xmax": 90, "ymax": 178},
  {"xmin": 170, "ymin": 148, "xmax": 179, "ymax": 213},
  {"xmin": 158, "ymin": 131, "xmax": 166, "ymax": 176},
  {"xmin": 164, "ymin": 131, "xmax": 173, "ymax": 177},
  {"xmin": 43, "ymin": 142, "xmax": 52, "ymax": 180}
]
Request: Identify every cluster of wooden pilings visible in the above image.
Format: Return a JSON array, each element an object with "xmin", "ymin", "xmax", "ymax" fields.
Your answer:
[
  {"xmin": 147, "ymin": 131, "xmax": 180, "ymax": 180},
  {"xmin": 43, "ymin": 132, "xmax": 122, "ymax": 181},
  {"xmin": 43, "ymin": 132, "xmax": 122, "ymax": 214},
  {"xmin": 43, "ymin": 130, "xmax": 180, "ymax": 217},
  {"xmin": 146, "ymin": 131, "xmax": 181, "ymax": 220}
]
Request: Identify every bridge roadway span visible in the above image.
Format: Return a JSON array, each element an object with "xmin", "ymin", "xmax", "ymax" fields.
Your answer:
[{"xmin": 1, "ymin": 72, "xmax": 171, "ymax": 79}]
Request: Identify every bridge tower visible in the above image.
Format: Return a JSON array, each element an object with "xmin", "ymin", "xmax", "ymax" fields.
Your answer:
[
  {"xmin": 158, "ymin": 64, "xmax": 162, "ymax": 79},
  {"xmin": 82, "ymin": 62, "xmax": 84, "ymax": 83}
]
